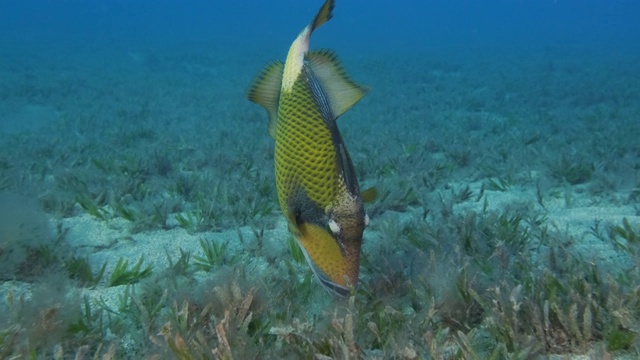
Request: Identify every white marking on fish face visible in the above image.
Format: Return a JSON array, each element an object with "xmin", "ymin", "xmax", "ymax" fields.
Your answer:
[
  {"xmin": 364, "ymin": 214, "xmax": 370, "ymax": 227},
  {"xmin": 328, "ymin": 219, "xmax": 341, "ymax": 234}
]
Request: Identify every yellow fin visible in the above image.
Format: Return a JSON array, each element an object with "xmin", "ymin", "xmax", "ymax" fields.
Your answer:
[
  {"xmin": 361, "ymin": 186, "xmax": 378, "ymax": 203},
  {"xmin": 285, "ymin": 211, "xmax": 302, "ymax": 237},
  {"xmin": 246, "ymin": 61, "xmax": 284, "ymax": 138},
  {"xmin": 306, "ymin": 49, "xmax": 367, "ymax": 118}
]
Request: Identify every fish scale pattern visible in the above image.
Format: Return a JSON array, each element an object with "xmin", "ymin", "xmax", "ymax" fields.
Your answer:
[{"xmin": 275, "ymin": 77, "xmax": 338, "ymax": 215}]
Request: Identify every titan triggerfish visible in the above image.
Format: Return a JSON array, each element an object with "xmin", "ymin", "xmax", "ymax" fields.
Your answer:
[{"xmin": 247, "ymin": 0, "xmax": 369, "ymax": 296}]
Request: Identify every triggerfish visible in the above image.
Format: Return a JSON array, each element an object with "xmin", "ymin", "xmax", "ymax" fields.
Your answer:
[{"xmin": 247, "ymin": 0, "xmax": 369, "ymax": 296}]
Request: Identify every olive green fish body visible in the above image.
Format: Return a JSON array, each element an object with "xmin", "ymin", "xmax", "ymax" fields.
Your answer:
[
  {"xmin": 247, "ymin": 0, "xmax": 368, "ymax": 296},
  {"xmin": 275, "ymin": 76, "xmax": 338, "ymax": 213}
]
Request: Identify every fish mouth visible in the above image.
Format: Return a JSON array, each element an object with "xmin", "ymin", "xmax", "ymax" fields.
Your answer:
[
  {"xmin": 296, "ymin": 222, "xmax": 361, "ymax": 296},
  {"xmin": 317, "ymin": 275, "xmax": 350, "ymax": 297}
]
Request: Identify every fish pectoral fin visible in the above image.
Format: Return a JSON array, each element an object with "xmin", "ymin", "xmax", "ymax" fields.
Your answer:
[
  {"xmin": 285, "ymin": 211, "xmax": 302, "ymax": 237},
  {"xmin": 360, "ymin": 186, "xmax": 378, "ymax": 203},
  {"xmin": 306, "ymin": 49, "xmax": 368, "ymax": 118},
  {"xmin": 246, "ymin": 61, "xmax": 284, "ymax": 138}
]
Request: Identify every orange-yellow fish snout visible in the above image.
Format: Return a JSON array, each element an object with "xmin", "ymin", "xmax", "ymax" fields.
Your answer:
[{"xmin": 297, "ymin": 222, "xmax": 361, "ymax": 296}]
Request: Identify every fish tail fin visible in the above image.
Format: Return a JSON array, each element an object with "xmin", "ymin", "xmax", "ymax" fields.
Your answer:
[{"xmin": 310, "ymin": 0, "xmax": 335, "ymax": 33}]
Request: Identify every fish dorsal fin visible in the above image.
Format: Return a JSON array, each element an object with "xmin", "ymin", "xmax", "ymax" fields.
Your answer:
[
  {"xmin": 306, "ymin": 49, "xmax": 367, "ymax": 118},
  {"xmin": 246, "ymin": 61, "xmax": 284, "ymax": 138}
]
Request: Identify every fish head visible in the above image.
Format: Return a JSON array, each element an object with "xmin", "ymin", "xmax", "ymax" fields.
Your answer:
[
  {"xmin": 296, "ymin": 222, "xmax": 362, "ymax": 296},
  {"xmin": 295, "ymin": 195, "xmax": 365, "ymax": 297}
]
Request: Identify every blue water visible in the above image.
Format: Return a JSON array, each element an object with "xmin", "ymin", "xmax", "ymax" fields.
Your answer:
[
  {"xmin": 1, "ymin": 0, "xmax": 640, "ymax": 357},
  {"xmin": 2, "ymin": 0, "xmax": 638, "ymax": 54}
]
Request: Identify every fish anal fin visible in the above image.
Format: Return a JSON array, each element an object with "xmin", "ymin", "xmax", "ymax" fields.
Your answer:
[
  {"xmin": 246, "ymin": 61, "xmax": 284, "ymax": 138},
  {"xmin": 306, "ymin": 49, "xmax": 367, "ymax": 118}
]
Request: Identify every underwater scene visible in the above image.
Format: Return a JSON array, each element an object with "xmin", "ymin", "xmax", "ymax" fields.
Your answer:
[{"xmin": 1, "ymin": 0, "xmax": 639, "ymax": 358}]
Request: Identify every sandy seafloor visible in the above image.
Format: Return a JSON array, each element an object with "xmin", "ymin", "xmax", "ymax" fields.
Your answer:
[{"xmin": 1, "ymin": 36, "xmax": 640, "ymax": 358}]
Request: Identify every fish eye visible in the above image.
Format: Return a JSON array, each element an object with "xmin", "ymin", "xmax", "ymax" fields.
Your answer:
[{"xmin": 328, "ymin": 219, "xmax": 341, "ymax": 234}]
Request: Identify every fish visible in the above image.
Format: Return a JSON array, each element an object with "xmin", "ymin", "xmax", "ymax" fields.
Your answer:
[{"xmin": 247, "ymin": 0, "xmax": 369, "ymax": 296}]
